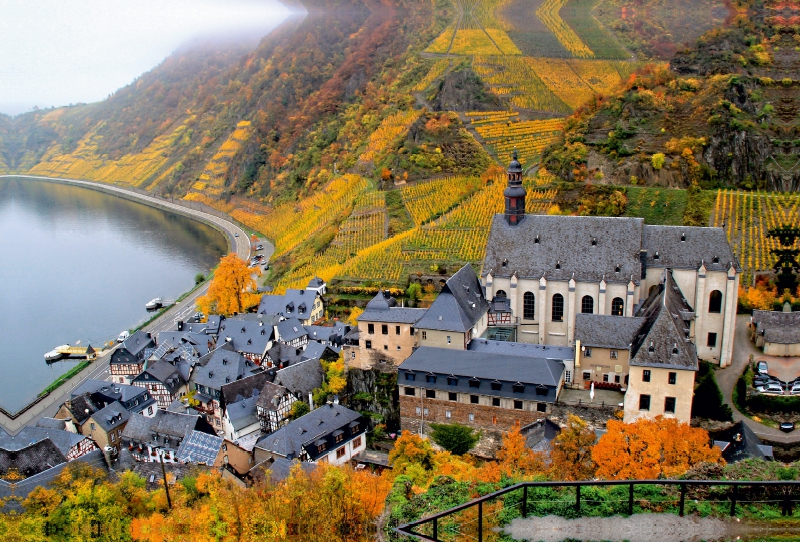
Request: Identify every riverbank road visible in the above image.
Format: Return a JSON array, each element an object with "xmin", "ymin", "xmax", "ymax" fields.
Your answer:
[{"xmin": 0, "ymin": 174, "xmax": 263, "ymax": 435}]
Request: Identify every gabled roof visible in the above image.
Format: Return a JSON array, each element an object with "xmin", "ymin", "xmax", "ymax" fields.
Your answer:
[
  {"xmin": 276, "ymin": 318, "xmax": 308, "ymax": 343},
  {"xmin": 134, "ymin": 359, "xmax": 187, "ymax": 394},
  {"xmin": 712, "ymin": 421, "xmax": 773, "ymax": 463},
  {"xmin": 266, "ymin": 343, "xmax": 304, "ymax": 366},
  {"xmin": 753, "ymin": 309, "xmax": 800, "ymax": 344},
  {"xmin": 255, "ymin": 404, "xmax": 363, "ymax": 461},
  {"xmin": 301, "ymin": 341, "xmax": 340, "ymax": 362},
  {"xmin": 192, "ymin": 346, "xmax": 257, "ymax": 391},
  {"xmin": 217, "ymin": 317, "xmax": 273, "ymax": 355},
  {"xmin": 574, "ymin": 314, "xmax": 647, "ymax": 350},
  {"xmin": 176, "ymin": 431, "xmax": 224, "ymax": 464},
  {"xmin": 256, "ymin": 381, "xmax": 293, "ymax": 412},
  {"xmin": 643, "ymin": 225, "xmax": 741, "ymax": 272},
  {"xmin": 224, "ymin": 395, "xmax": 260, "ymax": 431},
  {"xmin": 122, "ymin": 410, "xmax": 212, "ymax": 444},
  {"xmin": 258, "ymin": 289, "xmax": 319, "ymax": 319},
  {"xmin": 483, "ymin": 215, "xmax": 645, "ymax": 283},
  {"xmin": 415, "ymin": 265, "xmax": 490, "ymax": 333},
  {"xmin": 468, "ymin": 338, "xmax": 574, "ymax": 360},
  {"xmin": 121, "ymin": 331, "xmax": 155, "ymax": 358},
  {"xmin": 629, "ymin": 270, "xmax": 698, "ymax": 371},
  {"xmin": 89, "ymin": 401, "xmax": 131, "ymax": 433},
  {"xmin": 62, "ymin": 392, "xmax": 101, "ymax": 425},
  {"xmin": 36, "ymin": 418, "xmax": 67, "ymax": 430},
  {"xmin": 71, "ymin": 379, "xmax": 151, "ymax": 406},
  {"xmin": 360, "ymin": 291, "xmax": 426, "ymax": 324},
  {"xmin": 304, "ymin": 322, "xmax": 350, "ymax": 344},
  {"xmin": 0, "ymin": 426, "xmax": 90, "ymax": 457},
  {"xmin": 220, "ymin": 371, "xmax": 274, "ymax": 409},
  {"xmin": 0, "ymin": 439, "xmax": 67, "ymax": 478},
  {"xmin": 274, "ymin": 359, "xmax": 324, "ymax": 399}
]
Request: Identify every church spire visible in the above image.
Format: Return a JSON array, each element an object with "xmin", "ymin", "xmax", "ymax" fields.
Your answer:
[{"xmin": 503, "ymin": 148, "xmax": 525, "ymax": 226}]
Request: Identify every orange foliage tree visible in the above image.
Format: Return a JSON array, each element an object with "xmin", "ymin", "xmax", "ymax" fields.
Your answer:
[
  {"xmin": 549, "ymin": 414, "xmax": 596, "ymax": 480},
  {"xmin": 592, "ymin": 416, "xmax": 724, "ymax": 480},
  {"xmin": 496, "ymin": 425, "xmax": 547, "ymax": 479},
  {"xmin": 197, "ymin": 253, "xmax": 261, "ymax": 316}
]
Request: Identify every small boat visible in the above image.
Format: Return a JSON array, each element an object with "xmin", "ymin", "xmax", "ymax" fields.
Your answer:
[
  {"xmin": 44, "ymin": 345, "xmax": 69, "ymax": 362},
  {"xmin": 145, "ymin": 298, "xmax": 163, "ymax": 311}
]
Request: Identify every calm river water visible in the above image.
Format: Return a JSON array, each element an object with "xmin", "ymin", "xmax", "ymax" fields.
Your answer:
[{"xmin": 0, "ymin": 177, "xmax": 227, "ymax": 412}]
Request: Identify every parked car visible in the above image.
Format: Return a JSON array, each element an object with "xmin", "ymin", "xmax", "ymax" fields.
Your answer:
[
  {"xmin": 780, "ymin": 422, "xmax": 795, "ymax": 433},
  {"xmin": 757, "ymin": 383, "xmax": 784, "ymax": 395},
  {"xmin": 234, "ymin": 232, "xmax": 239, "ymax": 237},
  {"xmin": 117, "ymin": 331, "xmax": 130, "ymax": 343},
  {"xmin": 790, "ymin": 385, "xmax": 800, "ymax": 395},
  {"xmin": 256, "ymin": 244, "xmax": 264, "ymax": 250},
  {"xmin": 756, "ymin": 360, "xmax": 769, "ymax": 374}
]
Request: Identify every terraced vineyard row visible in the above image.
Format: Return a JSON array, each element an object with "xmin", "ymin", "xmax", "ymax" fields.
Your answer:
[
  {"xmin": 471, "ymin": 116, "xmax": 564, "ymax": 164},
  {"xmin": 713, "ymin": 190, "xmax": 800, "ymax": 284},
  {"xmin": 472, "ymin": 56, "xmax": 571, "ymax": 113},
  {"xmin": 359, "ymin": 110, "xmax": 423, "ymax": 162},
  {"xmin": 536, "ymin": 0, "xmax": 595, "ymax": 58},
  {"xmin": 401, "ymin": 176, "xmax": 483, "ymax": 226},
  {"xmin": 412, "ymin": 59, "xmax": 451, "ymax": 92},
  {"xmin": 191, "ymin": 121, "xmax": 253, "ymax": 197}
]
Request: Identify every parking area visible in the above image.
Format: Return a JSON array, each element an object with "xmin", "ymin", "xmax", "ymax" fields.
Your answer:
[{"xmin": 755, "ymin": 354, "xmax": 800, "ymax": 383}]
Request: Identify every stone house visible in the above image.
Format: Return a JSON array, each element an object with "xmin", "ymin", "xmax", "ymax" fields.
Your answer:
[
  {"xmin": 482, "ymin": 156, "xmax": 741, "ymax": 368},
  {"xmin": 83, "ymin": 401, "xmax": 130, "ymax": 454},
  {"xmin": 573, "ymin": 314, "xmax": 646, "ymax": 389},
  {"xmin": 415, "ymin": 265, "xmax": 490, "ymax": 350},
  {"xmin": 343, "ymin": 290, "xmax": 425, "ymax": 370},
  {"xmin": 254, "ymin": 403, "xmax": 367, "ymax": 466},
  {"xmin": 397, "ymin": 346, "xmax": 565, "ymax": 434},
  {"xmin": 749, "ymin": 308, "xmax": 800, "ymax": 356}
]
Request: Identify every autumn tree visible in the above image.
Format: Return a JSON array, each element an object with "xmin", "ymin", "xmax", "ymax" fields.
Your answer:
[
  {"xmin": 389, "ymin": 431, "xmax": 437, "ymax": 486},
  {"xmin": 592, "ymin": 416, "xmax": 724, "ymax": 480},
  {"xmin": 429, "ymin": 423, "xmax": 480, "ymax": 455},
  {"xmin": 196, "ymin": 253, "xmax": 261, "ymax": 316},
  {"xmin": 496, "ymin": 425, "xmax": 546, "ymax": 479},
  {"xmin": 550, "ymin": 414, "xmax": 597, "ymax": 480}
]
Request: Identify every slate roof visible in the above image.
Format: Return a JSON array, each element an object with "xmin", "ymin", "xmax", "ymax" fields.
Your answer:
[
  {"xmin": 752, "ymin": 310, "xmax": 800, "ymax": 344},
  {"xmin": 0, "ymin": 427, "xmax": 90, "ymax": 457},
  {"xmin": 256, "ymin": 381, "xmax": 292, "ymax": 412},
  {"xmin": 307, "ymin": 277, "xmax": 326, "ymax": 289},
  {"xmin": 36, "ymin": 418, "xmax": 67, "ymax": 430},
  {"xmin": 62, "ymin": 393, "xmax": 101, "ymax": 425},
  {"xmin": 121, "ymin": 331, "xmax": 154, "ymax": 358},
  {"xmin": 192, "ymin": 346, "xmax": 257, "ymax": 391},
  {"xmin": 134, "ymin": 359, "xmax": 187, "ymax": 395},
  {"xmin": 0, "ymin": 439, "xmax": 67, "ymax": 478},
  {"xmin": 255, "ymin": 404, "xmax": 364, "ymax": 461},
  {"xmin": 89, "ymin": 401, "xmax": 131, "ymax": 433},
  {"xmin": 225, "ymin": 395, "xmax": 260, "ymax": 432},
  {"xmin": 176, "ymin": 431, "xmax": 223, "ymax": 464},
  {"xmin": 468, "ymin": 338, "xmax": 574, "ymax": 360},
  {"xmin": 217, "ymin": 318, "xmax": 273, "ymax": 356},
  {"xmin": 399, "ymin": 347, "xmax": 564, "ymax": 402},
  {"xmin": 274, "ymin": 359, "xmax": 324, "ymax": 399},
  {"xmin": 712, "ymin": 421, "xmax": 773, "ymax": 463},
  {"xmin": 265, "ymin": 343, "xmax": 305, "ymax": 367},
  {"xmin": 258, "ymin": 289, "xmax": 319, "ymax": 320},
  {"xmin": 301, "ymin": 341, "xmax": 340, "ymax": 362},
  {"xmin": 483, "ymin": 215, "xmax": 645, "ymax": 283},
  {"xmin": 642, "ymin": 225, "xmax": 741, "ymax": 272},
  {"xmin": 156, "ymin": 331, "xmax": 214, "ymax": 357},
  {"xmin": 415, "ymin": 264, "xmax": 490, "ymax": 332},
  {"xmin": 360, "ymin": 291, "xmax": 427, "ymax": 324},
  {"xmin": 629, "ymin": 271, "xmax": 698, "ymax": 371},
  {"xmin": 122, "ymin": 410, "xmax": 209, "ymax": 445},
  {"xmin": 70, "ymin": 380, "xmax": 156, "ymax": 415},
  {"xmin": 304, "ymin": 322, "xmax": 350, "ymax": 344},
  {"xmin": 220, "ymin": 371, "xmax": 274, "ymax": 409},
  {"xmin": 574, "ymin": 314, "xmax": 647, "ymax": 349},
  {"xmin": 276, "ymin": 318, "xmax": 308, "ymax": 343}
]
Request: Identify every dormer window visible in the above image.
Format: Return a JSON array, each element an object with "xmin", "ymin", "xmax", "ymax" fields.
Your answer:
[
  {"xmin": 555, "ymin": 261, "xmax": 561, "ymax": 270},
  {"xmin": 469, "ymin": 378, "xmax": 480, "ymax": 389},
  {"xmin": 535, "ymin": 384, "xmax": 548, "ymax": 396},
  {"xmin": 681, "ymin": 233, "xmax": 686, "ymax": 242},
  {"xmin": 225, "ymin": 376, "xmax": 230, "ymax": 383},
  {"xmin": 491, "ymin": 380, "xmax": 502, "ymax": 391},
  {"xmin": 513, "ymin": 382, "xmax": 525, "ymax": 393},
  {"xmin": 648, "ymin": 342, "xmax": 655, "ymax": 353},
  {"xmin": 615, "ymin": 265, "xmax": 620, "ymax": 273},
  {"xmin": 405, "ymin": 372, "xmax": 415, "ymax": 381},
  {"xmin": 534, "ymin": 235, "xmax": 540, "ymax": 244},
  {"xmin": 426, "ymin": 373, "xmax": 436, "ymax": 383},
  {"xmin": 591, "ymin": 238, "xmax": 597, "ymax": 246},
  {"xmin": 672, "ymin": 343, "xmax": 679, "ymax": 355},
  {"xmin": 222, "ymin": 359, "xmax": 227, "ymax": 365},
  {"xmin": 502, "ymin": 259, "xmax": 508, "ymax": 267},
  {"xmin": 241, "ymin": 327, "xmax": 246, "ymax": 333},
  {"xmin": 654, "ymin": 252, "xmax": 659, "ymax": 260},
  {"xmin": 712, "ymin": 256, "xmax": 719, "ymax": 264},
  {"xmin": 447, "ymin": 376, "xmax": 458, "ymax": 386}
]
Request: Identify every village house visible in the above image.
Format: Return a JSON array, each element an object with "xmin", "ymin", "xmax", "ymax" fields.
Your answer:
[
  {"xmin": 132, "ymin": 358, "xmax": 190, "ymax": 409},
  {"xmin": 397, "ymin": 346, "xmax": 565, "ymax": 433},
  {"xmin": 255, "ymin": 381, "xmax": 296, "ymax": 434},
  {"xmin": 0, "ymin": 426, "xmax": 98, "ymax": 461},
  {"xmin": 216, "ymin": 315, "xmax": 275, "ymax": 364},
  {"xmin": 82, "ymin": 402, "xmax": 131, "ymax": 454},
  {"xmin": 254, "ymin": 403, "xmax": 367, "ymax": 466},
  {"xmin": 273, "ymin": 358, "xmax": 325, "ymax": 404},
  {"xmin": 221, "ymin": 395, "xmax": 261, "ymax": 444},
  {"xmin": 481, "ymin": 154, "xmax": 741, "ymax": 368},
  {"xmin": 275, "ymin": 318, "xmax": 309, "ymax": 349},
  {"xmin": 415, "ymin": 265, "xmax": 490, "ymax": 350},
  {"xmin": 258, "ymin": 288, "xmax": 324, "ymax": 326},
  {"xmin": 344, "ymin": 290, "xmax": 425, "ymax": 370},
  {"xmin": 121, "ymin": 410, "xmax": 216, "ymax": 463},
  {"xmin": 67, "ymin": 379, "xmax": 157, "ymax": 418},
  {"xmin": 190, "ymin": 345, "xmax": 263, "ymax": 431},
  {"xmin": 304, "ymin": 321, "xmax": 349, "ymax": 348},
  {"xmin": 174, "ymin": 430, "xmax": 225, "ymax": 466},
  {"xmin": 306, "ymin": 277, "xmax": 327, "ymax": 297},
  {"xmin": 573, "ymin": 314, "xmax": 647, "ymax": 389},
  {"xmin": 109, "ymin": 331, "xmax": 155, "ymax": 384},
  {"xmin": 749, "ymin": 308, "xmax": 800, "ymax": 356},
  {"xmin": 621, "ymin": 272, "xmax": 699, "ymax": 423},
  {"xmin": 155, "ymin": 330, "xmax": 215, "ymax": 358}
]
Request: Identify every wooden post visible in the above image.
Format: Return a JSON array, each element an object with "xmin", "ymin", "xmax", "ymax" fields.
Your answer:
[
  {"xmin": 523, "ymin": 485, "xmax": 528, "ymax": 518},
  {"xmin": 158, "ymin": 450, "xmax": 172, "ymax": 510},
  {"xmin": 629, "ymin": 483, "xmax": 634, "ymax": 515},
  {"xmin": 432, "ymin": 517, "xmax": 438, "ymax": 542},
  {"xmin": 679, "ymin": 483, "xmax": 686, "ymax": 517},
  {"xmin": 575, "ymin": 485, "xmax": 581, "ymax": 515}
]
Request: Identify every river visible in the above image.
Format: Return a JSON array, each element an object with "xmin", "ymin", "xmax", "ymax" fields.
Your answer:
[{"xmin": 0, "ymin": 177, "xmax": 227, "ymax": 413}]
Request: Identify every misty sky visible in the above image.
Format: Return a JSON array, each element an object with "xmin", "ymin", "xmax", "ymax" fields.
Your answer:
[{"xmin": 0, "ymin": 0, "xmax": 292, "ymax": 115}]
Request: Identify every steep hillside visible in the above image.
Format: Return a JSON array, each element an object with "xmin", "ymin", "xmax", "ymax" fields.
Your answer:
[{"xmin": 541, "ymin": 0, "xmax": 800, "ymax": 191}]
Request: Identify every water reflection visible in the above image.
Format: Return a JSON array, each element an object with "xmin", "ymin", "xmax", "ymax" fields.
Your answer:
[{"xmin": 0, "ymin": 177, "xmax": 226, "ymax": 412}]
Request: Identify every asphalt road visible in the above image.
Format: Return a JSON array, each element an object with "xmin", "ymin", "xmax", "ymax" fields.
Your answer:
[{"xmin": 0, "ymin": 174, "xmax": 260, "ymax": 434}]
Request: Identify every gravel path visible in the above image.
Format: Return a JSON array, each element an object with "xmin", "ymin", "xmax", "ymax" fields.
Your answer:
[{"xmin": 502, "ymin": 513, "xmax": 793, "ymax": 542}]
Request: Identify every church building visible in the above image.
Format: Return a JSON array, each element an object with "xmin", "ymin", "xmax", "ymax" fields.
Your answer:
[{"xmin": 481, "ymin": 151, "xmax": 741, "ymax": 373}]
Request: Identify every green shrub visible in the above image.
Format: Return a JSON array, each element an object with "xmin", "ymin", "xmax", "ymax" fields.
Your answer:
[
  {"xmin": 429, "ymin": 423, "xmax": 480, "ymax": 455},
  {"xmin": 692, "ymin": 361, "xmax": 733, "ymax": 421}
]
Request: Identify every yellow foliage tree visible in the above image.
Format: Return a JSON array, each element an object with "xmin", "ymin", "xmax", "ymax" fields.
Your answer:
[
  {"xmin": 197, "ymin": 253, "xmax": 261, "ymax": 316},
  {"xmin": 592, "ymin": 416, "xmax": 723, "ymax": 480},
  {"xmin": 497, "ymin": 425, "xmax": 547, "ymax": 479},
  {"xmin": 549, "ymin": 414, "xmax": 596, "ymax": 480}
]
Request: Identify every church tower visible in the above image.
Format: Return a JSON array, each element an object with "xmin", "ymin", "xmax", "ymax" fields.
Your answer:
[{"xmin": 503, "ymin": 149, "xmax": 525, "ymax": 225}]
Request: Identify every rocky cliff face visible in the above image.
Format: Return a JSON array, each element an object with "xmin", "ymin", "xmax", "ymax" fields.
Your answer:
[{"xmin": 345, "ymin": 368, "xmax": 400, "ymax": 432}]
